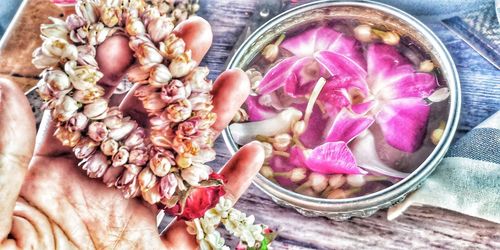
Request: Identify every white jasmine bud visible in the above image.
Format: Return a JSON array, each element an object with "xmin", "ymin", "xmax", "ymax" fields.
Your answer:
[
  {"xmin": 138, "ymin": 167, "xmax": 159, "ymax": 192},
  {"xmin": 73, "ymin": 137, "xmax": 98, "ymax": 159},
  {"xmin": 159, "ymin": 33, "xmax": 185, "ymax": 59},
  {"xmin": 53, "ymin": 96, "xmax": 80, "ymax": 122},
  {"xmin": 232, "ymin": 108, "xmax": 249, "ymax": 123},
  {"xmin": 328, "ymin": 174, "xmax": 346, "ymax": 189},
  {"xmin": 373, "ymin": 29, "xmax": 400, "ymax": 46},
  {"xmin": 44, "ymin": 69, "xmax": 71, "ymax": 92},
  {"xmin": 184, "ymin": 67, "xmax": 211, "ymax": 93},
  {"xmin": 169, "ymin": 50, "xmax": 197, "ymax": 78},
  {"xmin": 149, "ymin": 64, "xmax": 172, "ymax": 87},
  {"xmin": 431, "ymin": 121, "xmax": 446, "ymax": 145},
  {"xmin": 100, "ymin": 138, "xmax": 119, "ymax": 156},
  {"xmin": 40, "ymin": 17, "xmax": 68, "ymax": 39},
  {"xmin": 147, "ymin": 16, "xmax": 174, "ymax": 43},
  {"xmin": 112, "ymin": 147, "xmax": 130, "ymax": 167},
  {"xmin": 346, "ymin": 174, "xmax": 366, "ymax": 187},
  {"xmin": 245, "ymin": 68, "xmax": 263, "ymax": 90},
  {"xmin": 73, "ymin": 85, "xmax": 105, "ymax": 104},
  {"xmin": 260, "ymin": 165, "xmax": 274, "ymax": 179},
  {"xmin": 64, "ymin": 61, "xmax": 103, "ymax": 90},
  {"xmin": 181, "ymin": 163, "xmax": 212, "ymax": 186},
  {"xmin": 41, "ymin": 37, "xmax": 78, "ymax": 62},
  {"xmin": 419, "ymin": 60, "xmax": 435, "ymax": 72},
  {"xmin": 136, "ymin": 42, "xmax": 163, "ymax": 65},
  {"xmin": 261, "ymin": 142, "xmax": 273, "ymax": 159},
  {"xmin": 261, "ymin": 34, "xmax": 285, "ymax": 62},
  {"xmin": 308, "ymin": 173, "xmax": 328, "ymax": 193},
  {"xmin": 353, "ymin": 24, "xmax": 373, "ymax": 43},
  {"xmin": 272, "ymin": 133, "xmax": 292, "ymax": 151},
  {"xmin": 76, "ymin": 0, "xmax": 99, "ymax": 24},
  {"xmin": 32, "ymin": 47, "xmax": 60, "ymax": 69},
  {"xmin": 88, "ymin": 121, "xmax": 108, "ymax": 142},
  {"xmin": 292, "ymin": 120, "xmax": 306, "ymax": 136},
  {"xmin": 126, "ymin": 17, "xmax": 146, "ymax": 36},
  {"xmin": 101, "ymin": 6, "xmax": 122, "ymax": 27},
  {"xmin": 54, "ymin": 126, "xmax": 81, "ymax": 147},
  {"xmin": 149, "ymin": 153, "xmax": 172, "ymax": 177},
  {"xmin": 83, "ymin": 98, "xmax": 108, "ymax": 119},
  {"xmin": 274, "ymin": 168, "xmax": 307, "ymax": 182},
  {"xmin": 109, "ymin": 120, "xmax": 138, "ymax": 141}
]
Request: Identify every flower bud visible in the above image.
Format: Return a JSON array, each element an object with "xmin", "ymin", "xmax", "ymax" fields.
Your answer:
[
  {"xmin": 134, "ymin": 84, "xmax": 158, "ymax": 101},
  {"xmin": 64, "ymin": 61, "xmax": 103, "ymax": 90},
  {"xmin": 328, "ymin": 174, "xmax": 346, "ymax": 189},
  {"xmin": 126, "ymin": 17, "xmax": 146, "ymax": 36},
  {"xmin": 192, "ymin": 148, "xmax": 216, "ymax": 163},
  {"xmin": 159, "ymin": 33, "xmax": 185, "ymax": 59},
  {"xmin": 87, "ymin": 23, "xmax": 115, "ymax": 46},
  {"xmin": 163, "ymin": 99, "xmax": 192, "ymax": 123},
  {"xmin": 126, "ymin": 64, "xmax": 151, "ymax": 83},
  {"xmin": 83, "ymin": 98, "xmax": 108, "ymax": 119},
  {"xmin": 76, "ymin": 0, "xmax": 99, "ymax": 24},
  {"xmin": 54, "ymin": 126, "xmax": 81, "ymax": 147},
  {"xmin": 292, "ymin": 120, "xmax": 306, "ymax": 136},
  {"xmin": 73, "ymin": 137, "xmax": 98, "ymax": 159},
  {"xmin": 184, "ymin": 67, "xmax": 210, "ymax": 93},
  {"xmin": 289, "ymin": 168, "xmax": 307, "ymax": 182},
  {"xmin": 103, "ymin": 165, "xmax": 124, "ymax": 187},
  {"xmin": 431, "ymin": 121, "xmax": 446, "ymax": 145},
  {"xmin": 88, "ymin": 122, "xmax": 108, "ymax": 142},
  {"xmin": 245, "ymin": 68, "xmax": 263, "ymax": 90},
  {"xmin": 161, "ymin": 79, "xmax": 191, "ymax": 104},
  {"xmin": 122, "ymin": 178, "xmax": 141, "ymax": 199},
  {"xmin": 149, "ymin": 153, "xmax": 172, "ymax": 177},
  {"xmin": 109, "ymin": 120, "xmax": 138, "ymax": 141},
  {"xmin": 68, "ymin": 113, "xmax": 89, "ymax": 131},
  {"xmin": 81, "ymin": 151, "xmax": 109, "ymax": 178},
  {"xmin": 150, "ymin": 129, "xmax": 174, "ymax": 148},
  {"xmin": 40, "ymin": 17, "xmax": 68, "ymax": 39},
  {"xmin": 169, "ymin": 51, "xmax": 197, "ymax": 78},
  {"xmin": 373, "ymin": 29, "xmax": 400, "ymax": 46},
  {"xmin": 104, "ymin": 115, "xmax": 123, "ymax": 129},
  {"xmin": 260, "ymin": 165, "xmax": 274, "ymax": 179},
  {"xmin": 136, "ymin": 42, "xmax": 163, "ymax": 65},
  {"xmin": 327, "ymin": 189, "xmax": 348, "ymax": 199},
  {"xmin": 176, "ymin": 154, "xmax": 192, "ymax": 169},
  {"xmin": 419, "ymin": 60, "xmax": 435, "ymax": 72},
  {"xmin": 232, "ymin": 108, "xmax": 249, "ymax": 123},
  {"xmin": 142, "ymin": 7, "xmax": 161, "ymax": 26},
  {"xmin": 101, "ymin": 138, "xmax": 119, "ymax": 156},
  {"xmin": 124, "ymin": 127, "xmax": 146, "ymax": 148},
  {"xmin": 148, "ymin": 16, "xmax": 174, "ymax": 43},
  {"xmin": 142, "ymin": 93, "xmax": 167, "ymax": 114},
  {"xmin": 53, "ymin": 96, "xmax": 80, "ymax": 122},
  {"xmin": 142, "ymin": 183, "xmax": 162, "ymax": 204},
  {"xmin": 188, "ymin": 92, "xmax": 212, "ymax": 111},
  {"xmin": 129, "ymin": 147, "xmax": 149, "ymax": 166},
  {"xmin": 77, "ymin": 45, "xmax": 98, "ymax": 67},
  {"xmin": 353, "ymin": 24, "xmax": 373, "ymax": 43},
  {"xmin": 181, "ymin": 163, "xmax": 212, "ymax": 186},
  {"xmin": 73, "ymin": 86, "xmax": 105, "ymax": 104},
  {"xmin": 262, "ymin": 44, "xmax": 279, "ymax": 62},
  {"xmin": 346, "ymin": 174, "xmax": 366, "ymax": 187},
  {"xmin": 138, "ymin": 167, "xmax": 159, "ymax": 192},
  {"xmin": 31, "ymin": 47, "xmax": 60, "ymax": 69},
  {"xmin": 112, "ymin": 147, "xmax": 130, "ymax": 167},
  {"xmin": 272, "ymin": 133, "xmax": 292, "ymax": 151},
  {"xmin": 116, "ymin": 164, "xmax": 142, "ymax": 188},
  {"xmin": 261, "ymin": 142, "xmax": 273, "ymax": 159},
  {"xmin": 101, "ymin": 6, "xmax": 122, "ymax": 27},
  {"xmin": 44, "ymin": 69, "xmax": 71, "ymax": 92},
  {"xmin": 309, "ymin": 173, "xmax": 328, "ymax": 193},
  {"xmin": 41, "ymin": 37, "xmax": 78, "ymax": 62},
  {"xmin": 149, "ymin": 64, "xmax": 172, "ymax": 87},
  {"xmin": 159, "ymin": 173, "xmax": 178, "ymax": 199},
  {"xmin": 66, "ymin": 14, "xmax": 86, "ymax": 30}
]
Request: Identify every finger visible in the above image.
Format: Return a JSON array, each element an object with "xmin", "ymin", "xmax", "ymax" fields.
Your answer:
[
  {"xmin": 118, "ymin": 16, "xmax": 213, "ymax": 119},
  {"xmin": 210, "ymin": 68, "xmax": 250, "ymax": 133},
  {"xmin": 161, "ymin": 142, "xmax": 264, "ymax": 249},
  {"xmin": 0, "ymin": 79, "xmax": 36, "ymax": 239}
]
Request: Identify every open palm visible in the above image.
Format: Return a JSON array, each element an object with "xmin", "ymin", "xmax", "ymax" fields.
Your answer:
[{"xmin": 0, "ymin": 17, "xmax": 264, "ymax": 249}]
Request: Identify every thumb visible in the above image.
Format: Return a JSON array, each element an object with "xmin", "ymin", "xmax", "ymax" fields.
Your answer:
[{"xmin": 0, "ymin": 79, "xmax": 36, "ymax": 240}]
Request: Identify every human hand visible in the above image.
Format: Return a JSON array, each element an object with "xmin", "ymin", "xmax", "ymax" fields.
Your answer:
[{"xmin": 0, "ymin": 17, "xmax": 264, "ymax": 249}]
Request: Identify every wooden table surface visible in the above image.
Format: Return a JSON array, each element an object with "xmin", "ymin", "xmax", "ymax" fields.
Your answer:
[{"xmin": 1, "ymin": 0, "xmax": 499, "ymax": 249}]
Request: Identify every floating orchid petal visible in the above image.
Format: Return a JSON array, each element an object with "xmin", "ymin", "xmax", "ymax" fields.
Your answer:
[
  {"xmin": 315, "ymin": 51, "xmax": 368, "ymax": 95},
  {"xmin": 299, "ymin": 104, "xmax": 328, "ymax": 148},
  {"xmin": 257, "ymin": 56, "xmax": 299, "ymax": 94},
  {"xmin": 350, "ymin": 131, "xmax": 410, "ymax": 178},
  {"xmin": 281, "ymin": 26, "xmax": 365, "ymax": 66},
  {"xmin": 376, "ymin": 98, "xmax": 431, "ymax": 152},
  {"xmin": 283, "ymin": 56, "xmax": 325, "ymax": 97},
  {"xmin": 325, "ymin": 109, "xmax": 374, "ymax": 143},
  {"xmin": 367, "ymin": 44, "xmax": 436, "ymax": 99},
  {"xmin": 245, "ymin": 95, "xmax": 278, "ymax": 121},
  {"xmin": 303, "ymin": 142, "xmax": 365, "ymax": 175},
  {"xmin": 351, "ymin": 99, "xmax": 377, "ymax": 114}
]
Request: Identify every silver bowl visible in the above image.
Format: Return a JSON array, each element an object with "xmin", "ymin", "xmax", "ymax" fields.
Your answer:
[{"xmin": 223, "ymin": 0, "xmax": 461, "ymax": 220}]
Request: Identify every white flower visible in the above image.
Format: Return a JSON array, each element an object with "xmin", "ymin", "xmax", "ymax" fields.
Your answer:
[
  {"xmin": 40, "ymin": 17, "xmax": 68, "ymax": 39},
  {"xmin": 44, "ymin": 69, "xmax": 72, "ymax": 92},
  {"xmin": 65, "ymin": 61, "xmax": 103, "ymax": 90},
  {"xmin": 181, "ymin": 163, "xmax": 212, "ymax": 186},
  {"xmin": 126, "ymin": 18, "xmax": 146, "ymax": 36},
  {"xmin": 184, "ymin": 67, "xmax": 211, "ymax": 93},
  {"xmin": 76, "ymin": 0, "xmax": 99, "ymax": 24},
  {"xmin": 53, "ymin": 96, "xmax": 80, "ymax": 122},
  {"xmin": 205, "ymin": 231, "xmax": 228, "ymax": 250},
  {"xmin": 39, "ymin": 37, "xmax": 78, "ymax": 63},
  {"xmin": 147, "ymin": 16, "xmax": 174, "ymax": 43}
]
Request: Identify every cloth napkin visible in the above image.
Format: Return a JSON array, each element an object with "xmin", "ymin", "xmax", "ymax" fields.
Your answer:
[{"xmin": 388, "ymin": 111, "xmax": 500, "ymax": 223}]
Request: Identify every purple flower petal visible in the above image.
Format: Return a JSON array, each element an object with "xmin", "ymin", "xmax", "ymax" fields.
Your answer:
[
  {"xmin": 376, "ymin": 97, "xmax": 431, "ymax": 152},
  {"xmin": 367, "ymin": 44, "xmax": 437, "ymax": 99},
  {"xmin": 299, "ymin": 104, "xmax": 329, "ymax": 148},
  {"xmin": 325, "ymin": 109, "xmax": 374, "ymax": 143},
  {"xmin": 303, "ymin": 141, "xmax": 366, "ymax": 175},
  {"xmin": 289, "ymin": 145, "xmax": 306, "ymax": 167},
  {"xmin": 257, "ymin": 56, "xmax": 299, "ymax": 95},
  {"xmin": 281, "ymin": 26, "xmax": 365, "ymax": 66},
  {"xmin": 245, "ymin": 95, "xmax": 278, "ymax": 121},
  {"xmin": 315, "ymin": 51, "xmax": 368, "ymax": 95},
  {"xmin": 351, "ymin": 99, "xmax": 377, "ymax": 114},
  {"xmin": 284, "ymin": 56, "xmax": 326, "ymax": 97}
]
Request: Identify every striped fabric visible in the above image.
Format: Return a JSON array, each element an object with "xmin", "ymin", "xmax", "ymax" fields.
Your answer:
[{"xmin": 388, "ymin": 111, "xmax": 500, "ymax": 223}]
